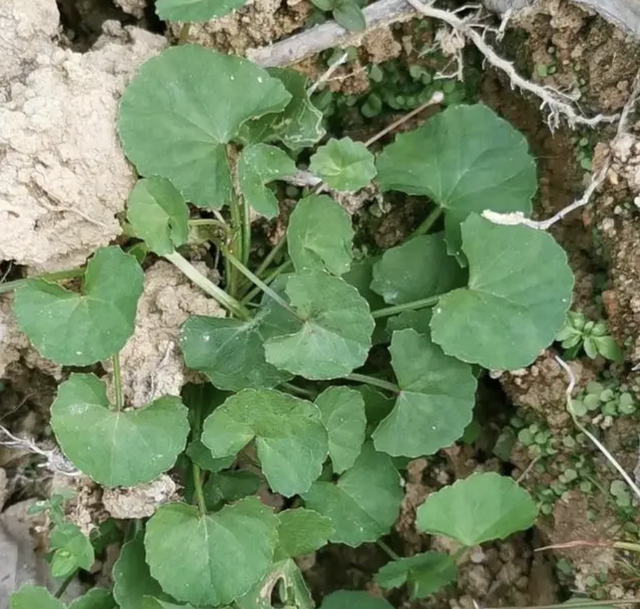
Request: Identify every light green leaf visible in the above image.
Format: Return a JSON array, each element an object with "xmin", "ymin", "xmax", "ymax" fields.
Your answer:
[
  {"xmin": 11, "ymin": 586, "xmax": 62, "ymax": 609},
  {"xmin": 127, "ymin": 177, "xmax": 189, "ymax": 255},
  {"xmin": 371, "ymin": 233, "xmax": 465, "ymax": 304},
  {"xmin": 310, "ymin": 137, "xmax": 375, "ymax": 191},
  {"xmin": 238, "ymin": 68, "xmax": 325, "ymax": 149},
  {"xmin": 238, "ymin": 144, "xmax": 296, "ymax": 218},
  {"xmin": 287, "ymin": 195, "xmax": 354, "ymax": 275},
  {"xmin": 50, "ymin": 523, "xmax": 94, "ymax": 578},
  {"xmin": 333, "ymin": 1, "xmax": 367, "ymax": 32},
  {"xmin": 430, "ymin": 214, "xmax": 574, "ymax": 370},
  {"xmin": 372, "ymin": 329, "xmax": 476, "ymax": 458},
  {"xmin": 51, "ymin": 374, "xmax": 190, "ymax": 487},
  {"xmin": 118, "ymin": 46, "xmax": 291, "ymax": 208},
  {"xmin": 376, "ymin": 104, "xmax": 536, "ymax": 254},
  {"xmin": 113, "ymin": 532, "xmax": 166, "ymax": 609},
  {"xmin": 320, "ymin": 591, "xmax": 393, "ymax": 609},
  {"xmin": 141, "ymin": 599, "xmax": 200, "ymax": 609},
  {"xmin": 202, "ymin": 389, "xmax": 328, "ymax": 496},
  {"xmin": 274, "ymin": 508, "xmax": 333, "ymax": 560},
  {"xmin": 204, "ymin": 470, "xmax": 262, "ymax": 508},
  {"xmin": 416, "ymin": 472, "xmax": 538, "ymax": 546},
  {"xmin": 69, "ymin": 590, "xmax": 115, "ymax": 609},
  {"xmin": 180, "ymin": 314, "xmax": 293, "ymax": 391},
  {"xmin": 264, "ymin": 270, "xmax": 374, "ymax": 380},
  {"xmin": 316, "ymin": 386, "xmax": 366, "ymax": 473},
  {"xmin": 156, "ymin": 0, "xmax": 249, "ymax": 21},
  {"xmin": 303, "ymin": 443, "xmax": 402, "ymax": 547},
  {"xmin": 13, "ymin": 247, "xmax": 143, "ymax": 366},
  {"xmin": 145, "ymin": 498, "xmax": 278, "ymax": 606},
  {"xmin": 374, "ymin": 552, "xmax": 457, "ymax": 598}
]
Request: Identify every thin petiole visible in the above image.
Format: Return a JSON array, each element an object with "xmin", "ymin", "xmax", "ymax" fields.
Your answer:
[
  {"xmin": 241, "ymin": 259, "xmax": 293, "ymax": 305},
  {"xmin": 178, "ymin": 23, "xmax": 191, "ymax": 45},
  {"xmin": 255, "ymin": 235, "xmax": 288, "ymax": 280},
  {"xmin": 112, "ymin": 353, "xmax": 123, "ymax": 412},
  {"xmin": 377, "ymin": 539, "xmax": 401, "ymax": 561},
  {"xmin": 0, "ymin": 268, "xmax": 85, "ymax": 295},
  {"xmin": 414, "ymin": 206, "xmax": 444, "ymax": 236},
  {"xmin": 371, "ymin": 295, "xmax": 442, "ymax": 319},
  {"xmin": 164, "ymin": 251, "xmax": 250, "ymax": 319},
  {"xmin": 345, "ymin": 373, "xmax": 400, "ymax": 394},
  {"xmin": 192, "ymin": 463, "xmax": 207, "ymax": 516},
  {"xmin": 280, "ymin": 382, "xmax": 317, "ymax": 400}
]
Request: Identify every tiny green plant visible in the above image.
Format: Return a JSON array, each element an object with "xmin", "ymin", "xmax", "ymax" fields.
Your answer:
[
  {"xmin": 556, "ymin": 310, "xmax": 622, "ymax": 361},
  {"xmin": 5, "ymin": 32, "xmax": 583, "ymax": 609},
  {"xmin": 309, "ymin": 0, "xmax": 367, "ymax": 32}
]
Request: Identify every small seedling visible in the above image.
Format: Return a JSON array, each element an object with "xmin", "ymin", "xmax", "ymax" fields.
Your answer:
[{"xmin": 556, "ymin": 311, "xmax": 622, "ymax": 361}]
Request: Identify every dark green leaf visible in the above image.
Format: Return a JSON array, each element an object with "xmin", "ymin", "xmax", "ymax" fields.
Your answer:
[
  {"xmin": 320, "ymin": 591, "xmax": 393, "ymax": 609},
  {"xmin": 274, "ymin": 509, "xmax": 333, "ymax": 560},
  {"xmin": 204, "ymin": 470, "xmax": 262, "ymax": 508},
  {"xmin": 333, "ymin": 1, "xmax": 367, "ymax": 31}
]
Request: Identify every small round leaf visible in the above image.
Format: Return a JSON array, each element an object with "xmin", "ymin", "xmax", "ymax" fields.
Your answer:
[
  {"xmin": 51, "ymin": 374, "xmax": 190, "ymax": 487},
  {"xmin": 310, "ymin": 137, "xmax": 375, "ymax": 191},
  {"xmin": 333, "ymin": 2, "xmax": 367, "ymax": 32},
  {"xmin": 10, "ymin": 586, "xmax": 63, "ymax": 609}
]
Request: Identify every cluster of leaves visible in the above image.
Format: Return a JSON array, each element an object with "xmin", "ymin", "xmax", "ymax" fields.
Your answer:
[
  {"xmin": 8, "ymin": 38, "xmax": 578, "ymax": 609},
  {"xmin": 556, "ymin": 311, "xmax": 621, "ymax": 362}
]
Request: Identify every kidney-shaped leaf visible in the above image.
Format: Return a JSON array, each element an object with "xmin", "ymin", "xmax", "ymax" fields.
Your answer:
[
  {"xmin": 303, "ymin": 443, "xmax": 402, "ymax": 547},
  {"xmin": 373, "ymin": 329, "xmax": 476, "ymax": 458},
  {"xmin": 51, "ymin": 374, "xmax": 189, "ymax": 487},
  {"xmin": 127, "ymin": 177, "xmax": 189, "ymax": 255},
  {"xmin": 316, "ymin": 386, "xmax": 366, "ymax": 473},
  {"xmin": 430, "ymin": 214, "xmax": 574, "ymax": 370},
  {"xmin": 238, "ymin": 144, "xmax": 296, "ymax": 218},
  {"xmin": 376, "ymin": 104, "xmax": 537, "ymax": 253},
  {"xmin": 13, "ymin": 247, "xmax": 143, "ymax": 366},
  {"xmin": 375, "ymin": 552, "xmax": 457, "ymax": 598},
  {"xmin": 145, "ymin": 498, "xmax": 278, "ymax": 606},
  {"xmin": 264, "ymin": 270, "xmax": 374, "ymax": 380},
  {"xmin": 287, "ymin": 195, "xmax": 354, "ymax": 275},
  {"xmin": 202, "ymin": 389, "xmax": 328, "ymax": 496},
  {"xmin": 371, "ymin": 233, "xmax": 465, "ymax": 304},
  {"xmin": 416, "ymin": 472, "xmax": 538, "ymax": 546},
  {"xmin": 119, "ymin": 46, "xmax": 291, "ymax": 208},
  {"xmin": 274, "ymin": 508, "xmax": 333, "ymax": 560},
  {"xmin": 310, "ymin": 137, "xmax": 376, "ymax": 192},
  {"xmin": 156, "ymin": 0, "xmax": 249, "ymax": 21}
]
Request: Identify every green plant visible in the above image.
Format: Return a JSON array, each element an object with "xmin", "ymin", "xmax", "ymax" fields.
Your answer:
[
  {"xmin": 556, "ymin": 310, "xmax": 622, "ymax": 361},
  {"xmin": 309, "ymin": 0, "xmax": 366, "ymax": 32},
  {"xmin": 6, "ymin": 40, "xmax": 581, "ymax": 609}
]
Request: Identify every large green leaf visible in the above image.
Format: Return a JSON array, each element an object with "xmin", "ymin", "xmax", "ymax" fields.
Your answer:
[
  {"xmin": 376, "ymin": 104, "xmax": 537, "ymax": 253},
  {"xmin": 127, "ymin": 177, "xmax": 189, "ymax": 255},
  {"xmin": 69, "ymin": 590, "xmax": 116, "ymax": 609},
  {"xmin": 320, "ymin": 591, "xmax": 393, "ymax": 609},
  {"xmin": 10, "ymin": 587, "xmax": 115, "ymax": 609},
  {"xmin": 374, "ymin": 552, "xmax": 457, "ymax": 598},
  {"xmin": 372, "ymin": 329, "xmax": 476, "ymax": 458},
  {"xmin": 156, "ymin": 0, "xmax": 249, "ymax": 21},
  {"xmin": 371, "ymin": 233, "xmax": 464, "ymax": 304},
  {"xmin": 287, "ymin": 195, "xmax": 354, "ymax": 275},
  {"xmin": 51, "ymin": 374, "xmax": 189, "ymax": 487},
  {"xmin": 13, "ymin": 247, "xmax": 143, "ymax": 366},
  {"xmin": 238, "ymin": 144, "xmax": 296, "ymax": 218},
  {"xmin": 315, "ymin": 386, "xmax": 366, "ymax": 473},
  {"xmin": 238, "ymin": 68, "xmax": 325, "ymax": 149},
  {"xmin": 264, "ymin": 270, "xmax": 374, "ymax": 380},
  {"xmin": 202, "ymin": 389, "xmax": 328, "ymax": 496},
  {"xmin": 303, "ymin": 443, "xmax": 402, "ymax": 547},
  {"xmin": 113, "ymin": 532, "xmax": 166, "ymax": 609},
  {"xmin": 274, "ymin": 508, "xmax": 333, "ymax": 560},
  {"xmin": 145, "ymin": 498, "xmax": 278, "ymax": 606},
  {"xmin": 118, "ymin": 46, "xmax": 291, "ymax": 208},
  {"xmin": 310, "ymin": 137, "xmax": 376, "ymax": 192},
  {"xmin": 180, "ymin": 314, "xmax": 293, "ymax": 391},
  {"xmin": 430, "ymin": 214, "xmax": 574, "ymax": 370},
  {"xmin": 416, "ymin": 472, "xmax": 538, "ymax": 546}
]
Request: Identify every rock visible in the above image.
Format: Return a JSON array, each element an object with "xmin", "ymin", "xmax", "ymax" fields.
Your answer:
[
  {"xmin": 0, "ymin": 0, "xmax": 167, "ymax": 272},
  {"xmin": 103, "ymin": 475, "xmax": 177, "ymax": 519},
  {"xmin": 114, "ymin": 0, "xmax": 147, "ymax": 18}
]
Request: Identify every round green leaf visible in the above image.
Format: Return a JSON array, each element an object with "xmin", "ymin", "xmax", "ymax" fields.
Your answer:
[
  {"xmin": 141, "ymin": 599, "xmax": 199, "ymax": 609},
  {"xmin": 333, "ymin": 1, "xmax": 367, "ymax": 32},
  {"xmin": 51, "ymin": 374, "xmax": 190, "ymax": 487},
  {"xmin": 202, "ymin": 389, "xmax": 328, "ymax": 496},
  {"xmin": 264, "ymin": 270, "xmax": 374, "ymax": 380},
  {"xmin": 50, "ymin": 523, "xmax": 94, "ymax": 578},
  {"xmin": 376, "ymin": 104, "xmax": 536, "ymax": 253},
  {"xmin": 11, "ymin": 586, "xmax": 63, "ymax": 609},
  {"xmin": 302, "ymin": 442, "xmax": 402, "ymax": 547},
  {"xmin": 156, "ymin": 0, "xmax": 249, "ymax": 21},
  {"xmin": 274, "ymin": 508, "xmax": 334, "ymax": 560},
  {"xmin": 145, "ymin": 498, "xmax": 278, "ymax": 606},
  {"xmin": 13, "ymin": 247, "xmax": 143, "ymax": 366},
  {"xmin": 127, "ymin": 177, "xmax": 189, "ymax": 255},
  {"xmin": 416, "ymin": 472, "xmax": 538, "ymax": 546},
  {"xmin": 113, "ymin": 532, "xmax": 166, "ymax": 609},
  {"xmin": 374, "ymin": 552, "xmax": 457, "ymax": 598},
  {"xmin": 118, "ymin": 46, "xmax": 291, "ymax": 208},
  {"xmin": 287, "ymin": 195, "xmax": 354, "ymax": 275},
  {"xmin": 316, "ymin": 386, "xmax": 366, "ymax": 473},
  {"xmin": 430, "ymin": 214, "xmax": 574, "ymax": 370},
  {"xmin": 320, "ymin": 591, "xmax": 393, "ymax": 609},
  {"xmin": 180, "ymin": 314, "xmax": 293, "ymax": 391},
  {"xmin": 310, "ymin": 137, "xmax": 375, "ymax": 191},
  {"xmin": 69, "ymin": 590, "xmax": 116, "ymax": 609},
  {"xmin": 371, "ymin": 233, "xmax": 465, "ymax": 304},
  {"xmin": 372, "ymin": 329, "xmax": 477, "ymax": 458},
  {"xmin": 238, "ymin": 144, "xmax": 296, "ymax": 218}
]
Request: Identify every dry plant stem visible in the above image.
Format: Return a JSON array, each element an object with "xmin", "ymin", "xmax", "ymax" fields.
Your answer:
[
  {"xmin": 554, "ymin": 355, "xmax": 640, "ymax": 502},
  {"xmin": 307, "ymin": 50, "xmax": 349, "ymax": 95},
  {"xmin": 178, "ymin": 23, "xmax": 191, "ymax": 45}
]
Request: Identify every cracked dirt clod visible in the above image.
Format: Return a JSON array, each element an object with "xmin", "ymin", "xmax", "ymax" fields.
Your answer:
[
  {"xmin": 0, "ymin": 0, "xmax": 166, "ymax": 273},
  {"xmin": 105, "ymin": 261, "xmax": 225, "ymax": 408},
  {"xmin": 102, "ymin": 474, "xmax": 177, "ymax": 519},
  {"xmin": 114, "ymin": 0, "xmax": 147, "ymax": 18}
]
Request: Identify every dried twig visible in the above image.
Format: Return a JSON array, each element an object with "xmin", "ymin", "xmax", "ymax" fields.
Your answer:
[{"xmin": 307, "ymin": 50, "xmax": 349, "ymax": 95}]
